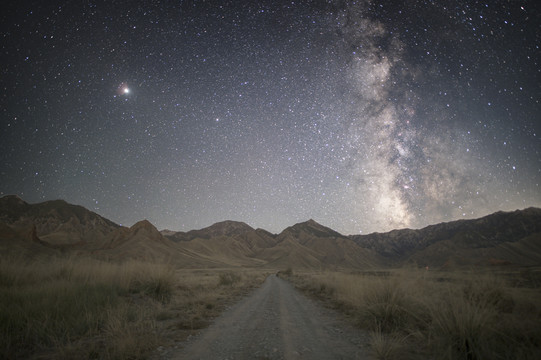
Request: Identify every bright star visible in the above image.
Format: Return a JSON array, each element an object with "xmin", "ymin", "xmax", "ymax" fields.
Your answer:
[{"xmin": 116, "ymin": 82, "xmax": 130, "ymax": 96}]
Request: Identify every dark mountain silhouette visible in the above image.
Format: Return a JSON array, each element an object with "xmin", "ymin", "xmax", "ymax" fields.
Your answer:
[
  {"xmin": 1, "ymin": 195, "xmax": 540, "ymax": 268},
  {"xmin": 279, "ymin": 219, "xmax": 346, "ymax": 240},
  {"xmin": 0, "ymin": 221, "xmax": 59, "ymax": 258},
  {"xmin": 0, "ymin": 195, "xmax": 119, "ymax": 245},
  {"xmin": 170, "ymin": 221, "xmax": 278, "ymax": 267},
  {"xmin": 350, "ymin": 208, "xmax": 541, "ymax": 267},
  {"xmin": 162, "ymin": 220, "xmax": 255, "ymax": 242},
  {"xmin": 258, "ymin": 219, "xmax": 383, "ymax": 269},
  {"xmin": 0, "ymin": 197, "xmax": 221, "ymax": 266}
]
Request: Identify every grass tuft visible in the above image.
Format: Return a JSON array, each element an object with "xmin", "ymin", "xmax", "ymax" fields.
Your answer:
[
  {"xmin": 370, "ymin": 327, "xmax": 408, "ymax": 360},
  {"xmin": 218, "ymin": 271, "xmax": 241, "ymax": 286},
  {"xmin": 288, "ymin": 268, "xmax": 541, "ymax": 360}
]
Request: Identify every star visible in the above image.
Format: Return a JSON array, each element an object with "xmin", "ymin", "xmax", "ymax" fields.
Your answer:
[
  {"xmin": 0, "ymin": 0, "xmax": 539, "ymax": 234},
  {"xmin": 116, "ymin": 83, "xmax": 130, "ymax": 96}
]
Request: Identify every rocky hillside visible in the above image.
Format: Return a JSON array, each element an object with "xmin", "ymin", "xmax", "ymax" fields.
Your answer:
[
  {"xmin": 163, "ymin": 220, "xmax": 257, "ymax": 242},
  {"xmin": 0, "ymin": 195, "xmax": 119, "ymax": 245},
  {"xmin": 255, "ymin": 219, "xmax": 383, "ymax": 269},
  {"xmin": 350, "ymin": 208, "xmax": 541, "ymax": 267},
  {"xmin": 2, "ymin": 195, "xmax": 540, "ymax": 268}
]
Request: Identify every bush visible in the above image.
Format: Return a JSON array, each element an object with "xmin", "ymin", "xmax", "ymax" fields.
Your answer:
[
  {"xmin": 218, "ymin": 271, "xmax": 241, "ymax": 286},
  {"xmin": 428, "ymin": 289, "xmax": 498, "ymax": 360},
  {"xmin": 127, "ymin": 263, "xmax": 175, "ymax": 303}
]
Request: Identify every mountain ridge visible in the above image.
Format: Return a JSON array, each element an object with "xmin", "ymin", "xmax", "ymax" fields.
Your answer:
[
  {"xmin": 350, "ymin": 207, "xmax": 541, "ymax": 267},
  {"xmin": 1, "ymin": 195, "xmax": 540, "ymax": 268}
]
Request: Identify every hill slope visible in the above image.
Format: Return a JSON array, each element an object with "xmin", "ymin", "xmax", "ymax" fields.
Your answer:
[
  {"xmin": 0, "ymin": 195, "xmax": 119, "ymax": 245},
  {"xmin": 350, "ymin": 208, "xmax": 541, "ymax": 267},
  {"xmin": 0, "ymin": 196, "xmax": 224, "ymax": 267},
  {"xmin": 1, "ymin": 195, "xmax": 540, "ymax": 268},
  {"xmin": 254, "ymin": 220, "xmax": 383, "ymax": 269}
]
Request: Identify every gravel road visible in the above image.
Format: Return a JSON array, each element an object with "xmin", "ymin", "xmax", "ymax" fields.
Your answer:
[{"xmin": 165, "ymin": 274, "xmax": 374, "ymax": 360}]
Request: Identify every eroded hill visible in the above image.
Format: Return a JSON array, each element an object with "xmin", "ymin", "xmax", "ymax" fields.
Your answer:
[{"xmin": 1, "ymin": 195, "xmax": 540, "ymax": 269}]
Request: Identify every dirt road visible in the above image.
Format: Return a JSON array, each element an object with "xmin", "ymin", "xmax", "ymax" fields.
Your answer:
[{"xmin": 167, "ymin": 275, "xmax": 374, "ymax": 360}]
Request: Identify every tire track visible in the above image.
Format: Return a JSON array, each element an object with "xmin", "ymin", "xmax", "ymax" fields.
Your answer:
[{"xmin": 167, "ymin": 275, "xmax": 373, "ymax": 360}]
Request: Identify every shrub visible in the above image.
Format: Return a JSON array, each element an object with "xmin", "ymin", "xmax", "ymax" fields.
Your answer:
[
  {"xmin": 218, "ymin": 271, "xmax": 241, "ymax": 286},
  {"xmin": 102, "ymin": 303, "xmax": 159, "ymax": 359},
  {"xmin": 362, "ymin": 278, "xmax": 411, "ymax": 332},
  {"xmin": 428, "ymin": 288, "xmax": 498, "ymax": 360},
  {"xmin": 128, "ymin": 263, "xmax": 175, "ymax": 303}
]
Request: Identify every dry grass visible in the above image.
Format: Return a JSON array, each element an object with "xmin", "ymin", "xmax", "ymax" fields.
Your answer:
[
  {"xmin": 0, "ymin": 255, "xmax": 175, "ymax": 359},
  {"xmin": 161, "ymin": 269, "xmax": 268, "ymax": 337},
  {"xmin": 369, "ymin": 326, "xmax": 409, "ymax": 360},
  {"xmin": 0, "ymin": 254, "xmax": 268, "ymax": 359},
  {"xmin": 287, "ymin": 267, "xmax": 541, "ymax": 360}
]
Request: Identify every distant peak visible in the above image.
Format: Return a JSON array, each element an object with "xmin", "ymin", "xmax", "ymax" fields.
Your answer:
[
  {"xmin": 296, "ymin": 218, "xmax": 325, "ymax": 229},
  {"xmin": 1, "ymin": 194, "xmax": 27, "ymax": 203},
  {"xmin": 283, "ymin": 219, "xmax": 344, "ymax": 238},
  {"xmin": 213, "ymin": 220, "xmax": 252, "ymax": 227},
  {"xmin": 130, "ymin": 219, "xmax": 158, "ymax": 232},
  {"xmin": 2, "ymin": 194, "xmax": 23, "ymax": 200},
  {"xmin": 184, "ymin": 220, "xmax": 255, "ymax": 240},
  {"xmin": 44, "ymin": 199, "xmax": 69, "ymax": 205},
  {"xmin": 206, "ymin": 220, "xmax": 254, "ymax": 233}
]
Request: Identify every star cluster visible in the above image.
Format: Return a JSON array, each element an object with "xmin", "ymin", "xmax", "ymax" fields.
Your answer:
[{"xmin": 1, "ymin": 0, "xmax": 540, "ymax": 234}]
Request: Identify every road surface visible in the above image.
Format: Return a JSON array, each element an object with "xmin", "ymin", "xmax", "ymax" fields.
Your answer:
[{"xmin": 165, "ymin": 274, "xmax": 374, "ymax": 360}]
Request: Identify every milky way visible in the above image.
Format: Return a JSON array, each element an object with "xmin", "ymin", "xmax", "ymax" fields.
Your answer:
[{"xmin": 1, "ymin": 1, "xmax": 540, "ymax": 234}]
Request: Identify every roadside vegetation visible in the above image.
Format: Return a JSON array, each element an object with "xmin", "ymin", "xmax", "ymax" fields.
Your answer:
[
  {"xmin": 283, "ymin": 267, "xmax": 541, "ymax": 360},
  {"xmin": 162, "ymin": 268, "xmax": 267, "ymax": 343},
  {"xmin": 0, "ymin": 255, "xmax": 267, "ymax": 359}
]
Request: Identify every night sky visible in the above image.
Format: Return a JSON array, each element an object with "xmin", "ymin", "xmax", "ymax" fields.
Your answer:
[{"xmin": 1, "ymin": 1, "xmax": 540, "ymax": 235}]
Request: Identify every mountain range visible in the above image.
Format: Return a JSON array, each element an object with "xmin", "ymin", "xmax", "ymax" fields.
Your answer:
[{"xmin": 1, "ymin": 195, "xmax": 540, "ymax": 269}]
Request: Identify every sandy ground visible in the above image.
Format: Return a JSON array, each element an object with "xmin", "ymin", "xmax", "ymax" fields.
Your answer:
[{"xmin": 160, "ymin": 274, "xmax": 374, "ymax": 360}]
